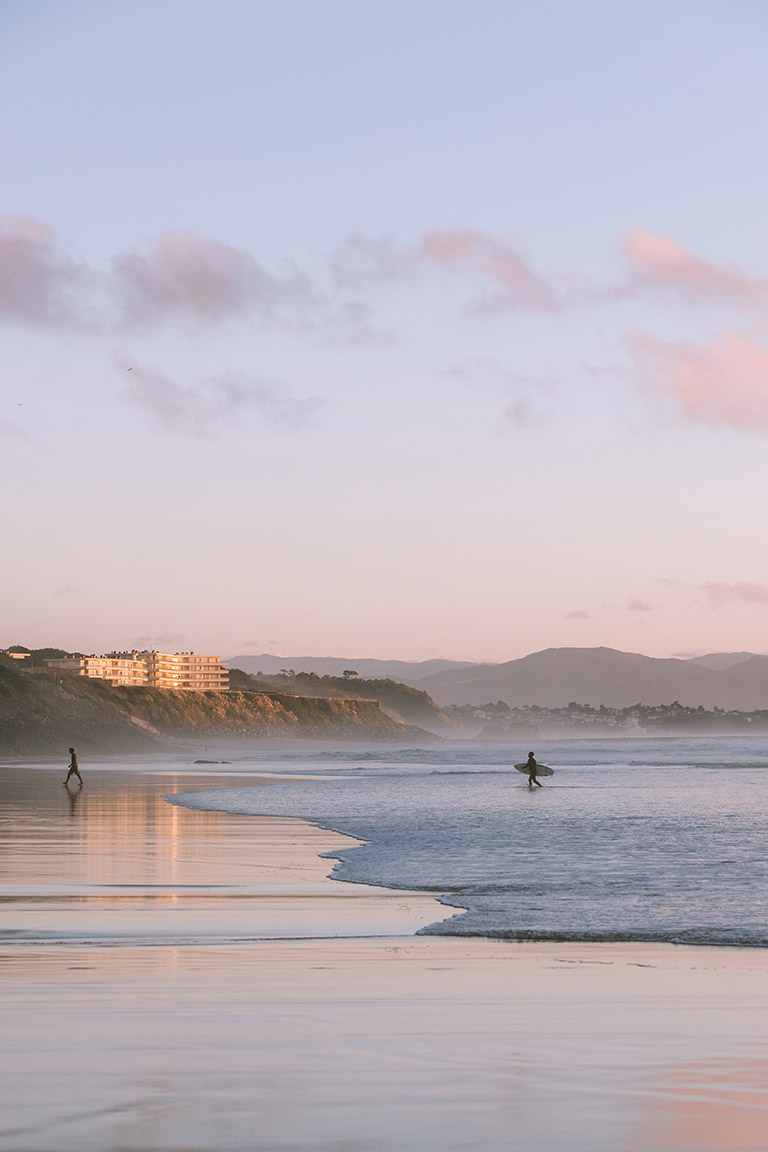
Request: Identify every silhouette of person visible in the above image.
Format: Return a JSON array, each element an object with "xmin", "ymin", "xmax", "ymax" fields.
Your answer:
[
  {"xmin": 63, "ymin": 747, "xmax": 83, "ymax": 787},
  {"xmin": 526, "ymin": 751, "xmax": 543, "ymax": 788}
]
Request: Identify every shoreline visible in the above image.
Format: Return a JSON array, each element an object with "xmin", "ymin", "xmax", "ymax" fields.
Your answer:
[
  {"xmin": 4, "ymin": 761, "xmax": 768, "ymax": 1151},
  {"xmin": 166, "ymin": 764, "xmax": 768, "ymax": 953},
  {"xmin": 0, "ymin": 763, "xmax": 443, "ymax": 945}
]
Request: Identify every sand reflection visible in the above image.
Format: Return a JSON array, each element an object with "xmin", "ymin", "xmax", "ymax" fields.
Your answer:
[{"xmin": 632, "ymin": 1057, "xmax": 768, "ymax": 1151}]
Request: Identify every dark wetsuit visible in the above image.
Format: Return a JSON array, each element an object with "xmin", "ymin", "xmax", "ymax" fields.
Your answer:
[{"xmin": 527, "ymin": 754, "xmax": 543, "ymax": 788}]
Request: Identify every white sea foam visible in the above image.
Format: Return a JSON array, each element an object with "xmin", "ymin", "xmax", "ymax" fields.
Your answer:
[{"xmin": 168, "ymin": 737, "xmax": 768, "ymax": 946}]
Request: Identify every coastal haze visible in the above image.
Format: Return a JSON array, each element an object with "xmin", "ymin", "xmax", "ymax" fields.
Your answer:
[
  {"xmin": 4, "ymin": 5, "xmax": 768, "ymax": 1152},
  {"xmin": 229, "ymin": 646, "xmax": 768, "ymax": 710},
  {"xmin": 412, "ymin": 646, "xmax": 768, "ymax": 709},
  {"xmin": 5, "ymin": 643, "xmax": 768, "ymax": 757}
]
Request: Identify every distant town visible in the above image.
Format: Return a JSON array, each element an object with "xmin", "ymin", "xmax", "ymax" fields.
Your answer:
[{"xmin": 449, "ymin": 700, "xmax": 768, "ymax": 736}]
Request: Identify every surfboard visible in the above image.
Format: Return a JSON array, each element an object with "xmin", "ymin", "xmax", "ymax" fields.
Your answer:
[{"xmin": 514, "ymin": 762, "xmax": 555, "ymax": 777}]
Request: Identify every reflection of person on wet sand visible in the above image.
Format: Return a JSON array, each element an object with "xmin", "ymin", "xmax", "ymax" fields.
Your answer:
[
  {"xmin": 65, "ymin": 784, "xmax": 82, "ymax": 815},
  {"xmin": 526, "ymin": 751, "xmax": 543, "ymax": 789},
  {"xmin": 63, "ymin": 747, "xmax": 83, "ymax": 787}
]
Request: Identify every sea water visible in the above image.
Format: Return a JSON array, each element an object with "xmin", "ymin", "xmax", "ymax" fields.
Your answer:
[{"xmin": 168, "ymin": 737, "xmax": 768, "ymax": 946}]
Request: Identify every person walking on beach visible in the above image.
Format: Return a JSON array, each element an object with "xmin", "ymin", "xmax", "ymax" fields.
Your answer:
[
  {"xmin": 63, "ymin": 747, "xmax": 83, "ymax": 787},
  {"xmin": 526, "ymin": 751, "xmax": 543, "ymax": 789}
]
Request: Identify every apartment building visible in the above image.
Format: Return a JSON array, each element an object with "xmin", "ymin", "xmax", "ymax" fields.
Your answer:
[
  {"xmin": 45, "ymin": 651, "xmax": 229, "ymax": 691},
  {"xmin": 140, "ymin": 651, "xmax": 229, "ymax": 691},
  {"xmin": 45, "ymin": 653, "xmax": 147, "ymax": 686}
]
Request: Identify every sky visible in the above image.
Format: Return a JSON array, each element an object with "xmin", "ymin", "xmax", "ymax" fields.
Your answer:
[{"xmin": 2, "ymin": 0, "xmax": 768, "ymax": 662}]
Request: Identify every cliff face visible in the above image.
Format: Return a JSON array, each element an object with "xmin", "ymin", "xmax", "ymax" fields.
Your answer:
[
  {"xmin": 228, "ymin": 669, "xmax": 461, "ymax": 736},
  {"xmin": 0, "ymin": 666, "xmax": 434, "ymax": 757}
]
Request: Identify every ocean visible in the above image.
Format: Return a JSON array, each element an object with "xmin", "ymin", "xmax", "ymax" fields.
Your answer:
[{"xmin": 168, "ymin": 736, "xmax": 768, "ymax": 947}]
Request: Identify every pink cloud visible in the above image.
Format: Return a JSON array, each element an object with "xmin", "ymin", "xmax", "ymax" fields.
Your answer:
[
  {"xmin": 114, "ymin": 232, "xmax": 312, "ymax": 325},
  {"xmin": 627, "ymin": 598, "xmax": 653, "ymax": 611},
  {"xmin": 0, "ymin": 214, "xmax": 87, "ymax": 325},
  {"xmin": 419, "ymin": 229, "xmax": 559, "ymax": 312},
  {"xmin": 702, "ymin": 582, "xmax": 768, "ymax": 608},
  {"xmin": 629, "ymin": 329, "xmax": 768, "ymax": 432},
  {"xmin": 565, "ymin": 609, "xmax": 590, "ymax": 619},
  {"xmin": 623, "ymin": 230, "xmax": 767, "ymax": 305}
]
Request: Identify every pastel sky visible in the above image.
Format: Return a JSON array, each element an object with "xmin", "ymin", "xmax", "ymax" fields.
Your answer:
[{"xmin": 3, "ymin": 0, "xmax": 768, "ymax": 662}]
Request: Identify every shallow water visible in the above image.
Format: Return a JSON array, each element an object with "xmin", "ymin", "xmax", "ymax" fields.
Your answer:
[
  {"xmin": 4, "ymin": 754, "xmax": 768, "ymax": 1152},
  {"xmin": 170, "ymin": 736, "xmax": 768, "ymax": 945}
]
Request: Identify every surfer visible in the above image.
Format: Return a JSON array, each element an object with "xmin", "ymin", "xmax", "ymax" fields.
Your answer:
[
  {"xmin": 526, "ymin": 751, "xmax": 543, "ymax": 788},
  {"xmin": 63, "ymin": 747, "xmax": 83, "ymax": 787}
]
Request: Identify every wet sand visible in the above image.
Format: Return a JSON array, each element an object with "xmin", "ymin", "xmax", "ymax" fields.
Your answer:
[{"xmin": 3, "ymin": 763, "xmax": 768, "ymax": 1151}]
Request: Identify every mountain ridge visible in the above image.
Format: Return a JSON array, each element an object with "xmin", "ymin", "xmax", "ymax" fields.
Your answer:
[
  {"xmin": 416, "ymin": 646, "xmax": 768, "ymax": 709},
  {"xmin": 227, "ymin": 654, "xmax": 478, "ymax": 682}
]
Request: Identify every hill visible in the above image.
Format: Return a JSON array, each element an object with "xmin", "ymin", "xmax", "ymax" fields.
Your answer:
[
  {"xmin": 227, "ymin": 653, "xmax": 477, "ymax": 682},
  {"xmin": 417, "ymin": 647, "xmax": 768, "ymax": 710},
  {"xmin": 0, "ymin": 665, "xmax": 436, "ymax": 757},
  {"xmin": 229, "ymin": 669, "xmax": 460, "ymax": 736},
  {"xmin": 687, "ymin": 652, "xmax": 757, "ymax": 671}
]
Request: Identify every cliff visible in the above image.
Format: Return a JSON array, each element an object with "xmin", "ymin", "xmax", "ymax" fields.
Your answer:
[
  {"xmin": 228, "ymin": 669, "xmax": 461, "ymax": 736},
  {"xmin": 0, "ymin": 665, "xmax": 435, "ymax": 757}
]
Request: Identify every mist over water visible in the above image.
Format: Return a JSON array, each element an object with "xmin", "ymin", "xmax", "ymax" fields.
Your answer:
[{"xmin": 169, "ymin": 737, "xmax": 768, "ymax": 946}]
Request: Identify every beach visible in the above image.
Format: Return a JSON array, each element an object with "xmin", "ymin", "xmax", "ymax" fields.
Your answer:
[{"xmin": 3, "ymin": 761, "xmax": 768, "ymax": 1151}]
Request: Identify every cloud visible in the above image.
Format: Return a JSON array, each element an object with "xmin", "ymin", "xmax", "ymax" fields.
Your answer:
[
  {"xmin": 0, "ymin": 418, "xmax": 30, "ymax": 441},
  {"xmin": 654, "ymin": 577, "xmax": 768, "ymax": 611},
  {"xmin": 331, "ymin": 226, "xmax": 768, "ymax": 320},
  {"xmin": 323, "ymin": 299, "xmax": 397, "ymax": 346},
  {"xmin": 702, "ymin": 582, "xmax": 768, "ymax": 608},
  {"xmin": 113, "ymin": 232, "xmax": 313, "ymax": 326},
  {"xmin": 133, "ymin": 633, "xmax": 188, "ymax": 646},
  {"xmin": 627, "ymin": 598, "xmax": 653, "ymax": 611},
  {"xmin": 624, "ymin": 230, "xmax": 768, "ymax": 305},
  {"xmin": 0, "ymin": 214, "xmax": 88, "ymax": 326},
  {"xmin": 330, "ymin": 233, "xmax": 413, "ymax": 290},
  {"xmin": 501, "ymin": 397, "xmax": 546, "ymax": 427},
  {"xmin": 656, "ymin": 577, "xmax": 687, "ymax": 590},
  {"xmin": 628, "ymin": 329, "xmax": 768, "ymax": 432},
  {"xmin": 443, "ymin": 357, "xmax": 557, "ymax": 427},
  {"xmin": 419, "ymin": 229, "xmax": 559, "ymax": 313},
  {"xmin": 121, "ymin": 358, "xmax": 322, "ymax": 436},
  {"xmin": 565, "ymin": 609, "xmax": 591, "ymax": 619}
]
